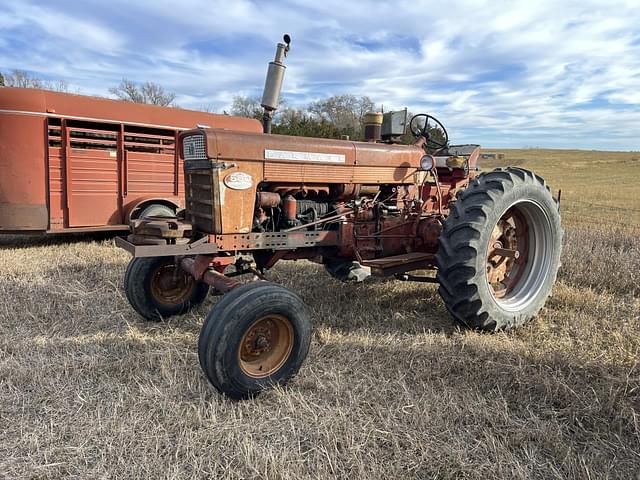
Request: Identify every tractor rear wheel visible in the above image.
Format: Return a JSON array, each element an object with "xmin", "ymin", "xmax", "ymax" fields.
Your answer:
[
  {"xmin": 436, "ymin": 167, "xmax": 562, "ymax": 331},
  {"xmin": 124, "ymin": 256, "xmax": 209, "ymax": 321},
  {"xmin": 198, "ymin": 282, "xmax": 312, "ymax": 399}
]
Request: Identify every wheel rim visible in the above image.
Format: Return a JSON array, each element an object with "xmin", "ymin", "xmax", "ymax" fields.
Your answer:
[
  {"xmin": 238, "ymin": 314, "xmax": 294, "ymax": 378},
  {"xmin": 150, "ymin": 264, "xmax": 196, "ymax": 305},
  {"xmin": 485, "ymin": 200, "xmax": 553, "ymax": 311}
]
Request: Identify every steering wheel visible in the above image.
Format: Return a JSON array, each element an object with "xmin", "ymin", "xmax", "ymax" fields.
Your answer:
[{"xmin": 409, "ymin": 114, "xmax": 449, "ymax": 150}]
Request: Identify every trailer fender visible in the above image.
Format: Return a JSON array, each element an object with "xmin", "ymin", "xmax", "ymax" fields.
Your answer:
[{"xmin": 125, "ymin": 197, "xmax": 182, "ymax": 222}]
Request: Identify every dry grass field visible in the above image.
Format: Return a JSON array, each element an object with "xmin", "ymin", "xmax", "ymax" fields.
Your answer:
[{"xmin": 1, "ymin": 149, "xmax": 639, "ymax": 479}]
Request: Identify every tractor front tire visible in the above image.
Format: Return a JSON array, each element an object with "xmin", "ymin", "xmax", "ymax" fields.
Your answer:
[
  {"xmin": 436, "ymin": 167, "xmax": 562, "ymax": 331},
  {"xmin": 198, "ymin": 282, "xmax": 312, "ymax": 400},
  {"xmin": 124, "ymin": 256, "xmax": 209, "ymax": 321}
]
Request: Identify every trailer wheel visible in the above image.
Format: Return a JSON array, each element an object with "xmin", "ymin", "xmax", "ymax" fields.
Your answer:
[
  {"xmin": 436, "ymin": 167, "xmax": 562, "ymax": 331},
  {"xmin": 198, "ymin": 282, "xmax": 312, "ymax": 399},
  {"xmin": 124, "ymin": 256, "xmax": 209, "ymax": 321},
  {"xmin": 138, "ymin": 203, "xmax": 175, "ymax": 219}
]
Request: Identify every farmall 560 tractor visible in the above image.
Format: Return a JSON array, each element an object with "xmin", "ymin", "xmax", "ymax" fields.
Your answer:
[{"xmin": 117, "ymin": 36, "xmax": 562, "ymax": 399}]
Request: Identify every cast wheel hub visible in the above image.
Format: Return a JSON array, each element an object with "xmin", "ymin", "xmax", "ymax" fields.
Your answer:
[
  {"xmin": 150, "ymin": 264, "xmax": 195, "ymax": 305},
  {"xmin": 238, "ymin": 315, "xmax": 294, "ymax": 378},
  {"xmin": 486, "ymin": 210, "xmax": 529, "ymax": 299}
]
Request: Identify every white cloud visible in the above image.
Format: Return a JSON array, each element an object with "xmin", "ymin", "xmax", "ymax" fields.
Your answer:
[
  {"xmin": 2, "ymin": 2, "xmax": 124, "ymax": 52},
  {"xmin": 1, "ymin": 0, "xmax": 639, "ymax": 149}
]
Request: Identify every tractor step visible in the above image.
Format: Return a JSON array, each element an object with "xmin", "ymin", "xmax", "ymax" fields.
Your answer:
[{"xmin": 360, "ymin": 252, "xmax": 435, "ymax": 277}]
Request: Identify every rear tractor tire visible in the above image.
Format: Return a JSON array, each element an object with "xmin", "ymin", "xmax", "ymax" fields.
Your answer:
[
  {"xmin": 124, "ymin": 256, "xmax": 209, "ymax": 321},
  {"xmin": 436, "ymin": 167, "xmax": 562, "ymax": 331},
  {"xmin": 198, "ymin": 282, "xmax": 312, "ymax": 400}
]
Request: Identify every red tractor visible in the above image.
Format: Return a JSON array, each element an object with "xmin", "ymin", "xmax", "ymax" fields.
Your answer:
[{"xmin": 117, "ymin": 36, "xmax": 562, "ymax": 399}]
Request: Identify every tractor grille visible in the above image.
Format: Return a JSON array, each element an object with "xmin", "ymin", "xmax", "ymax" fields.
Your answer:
[
  {"xmin": 184, "ymin": 164, "xmax": 220, "ymax": 234},
  {"xmin": 182, "ymin": 134, "xmax": 207, "ymax": 161}
]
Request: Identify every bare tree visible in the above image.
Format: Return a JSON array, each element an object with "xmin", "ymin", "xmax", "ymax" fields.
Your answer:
[
  {"xmin": 308, "ymin": 94, "xmax": 375, "ymax": 137},
  {"xmin": 229, "ymin": 94, "xmax": 380, "ymax": 139},
  {"xmin": 109, "ymin": 79, "xmax": 176, "ymax": 106},
  {"xmin": 4, "ymin": 69, "xmax": 44, "ymax": 88},
  {"xmin": 1, "ymin": 69, "xmax": 69, "ymax": 92},
  {"xmin": 230, "ymin": 95, "xmax": 263, "ymax": 119},
  {"xmin": 141, "ymin": 81, "xmax": 176, "ymax": 106},
  {"xmin": 278, "ymin": 107, "xmax": 307, "ymax": 125},
  {"xmin": 48, "ymin": 79, "xmax": 70, "ymax": 93}
]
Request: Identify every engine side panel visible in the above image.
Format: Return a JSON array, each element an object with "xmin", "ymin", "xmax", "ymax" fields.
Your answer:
[
  {"xmin": 220, "ymin": 161, "xmax": 264, "ymax": 234},
  {"xmin": 183, "ymin": 129, "xmax": 426, "ymax": 235},
  {"xmin": 184, "ymin": 159, "xmax": 264, "ymax": 234}
]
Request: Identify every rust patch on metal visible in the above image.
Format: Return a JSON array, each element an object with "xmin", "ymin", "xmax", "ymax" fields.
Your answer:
[{"xmin": 486, "ymin": 208, "xmax": 529, "ymax": 298}]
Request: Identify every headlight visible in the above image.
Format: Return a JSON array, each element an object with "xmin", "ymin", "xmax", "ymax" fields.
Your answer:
[{"xmin": 420, "ymin": 155, "xmax": 434, "ymax": 171}]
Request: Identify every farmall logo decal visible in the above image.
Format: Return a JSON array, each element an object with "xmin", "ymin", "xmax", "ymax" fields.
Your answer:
[
  {"xmin": 265, "ymin": 149, "xmax": 346, "ymax": 163},
  {"xmin": 223, "ymin": 172, "xmax": 253, "ymax": 190}
]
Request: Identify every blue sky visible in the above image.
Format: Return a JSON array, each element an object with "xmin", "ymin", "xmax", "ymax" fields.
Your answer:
[{"xmin": 1, "ymin": 0, "xmax": 639, "ymax": 150}]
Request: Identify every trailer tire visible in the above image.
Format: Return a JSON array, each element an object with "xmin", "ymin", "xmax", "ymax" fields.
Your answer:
[
  {"xmin": 138, "ymin": 203, "xmax": 175, "ymax": 219},
  {"xmin": 199, "ymin": 282, "xmax": 312, "ymax": 399},
  {"xmin": 436, "ymin": 167, "xmax": 562, "ymax": 331},
  {"xmin": 124, "ymin": 256, "xmax": 209, "ymax": 321}
]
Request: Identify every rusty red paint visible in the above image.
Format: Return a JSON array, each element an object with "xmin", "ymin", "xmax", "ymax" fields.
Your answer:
[
  {"xmin": 120, "ymin": 117, "xmax": 477, "ymax": 279},
  {"xmin": 0, "ymin": 87, "xmax": 262, "ymax": 233},
  {"xmin": 179, "ymin": 256, "xmax": 240, "ymax": 292}
]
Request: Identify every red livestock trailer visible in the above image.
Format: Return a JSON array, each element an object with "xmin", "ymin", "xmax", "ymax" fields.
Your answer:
[{"xmin": 0, "ymin": 87, "xmax": 262, "ymax": 233}]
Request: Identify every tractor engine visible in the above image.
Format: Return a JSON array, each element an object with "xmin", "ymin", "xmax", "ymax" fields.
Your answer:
[
  {"xmin": 253, "ymin": 186, "xmax": 338, "ymax": 232},
  {"xmin": 178, "ymin": 127, "xmax": 477, "ymax": 265}
]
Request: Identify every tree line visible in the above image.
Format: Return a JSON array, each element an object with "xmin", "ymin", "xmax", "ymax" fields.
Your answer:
[
  {"xmin": 1, "ymin": 70, "xmax": 413, "ymax": 141},
  {"xmin": 0, "ymin": 69, "xmax": 69, "ymax": 92},
  {"xmin": 0, "ymin": 70, "xmax": 176, "ymax": 106},
  {"xmin": 230, "ymin": 94, "xmax": 376, "ymax": 140}
]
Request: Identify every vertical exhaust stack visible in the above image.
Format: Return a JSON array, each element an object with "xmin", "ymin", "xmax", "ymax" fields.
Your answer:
[{"xmin": 261, "ymin": 34, "xmax": 291, "ymax": 134}]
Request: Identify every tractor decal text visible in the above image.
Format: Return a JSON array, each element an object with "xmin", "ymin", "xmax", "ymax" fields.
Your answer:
[
  {"xmin": 264, "ymin": 149, "xmax": 346, "ymax": 163},
  {"xmin": 224, "ymin": 172, "xmax": 253, "ymax": 190}
]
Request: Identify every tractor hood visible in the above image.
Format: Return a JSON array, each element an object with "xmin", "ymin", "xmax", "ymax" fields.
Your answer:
[{"xmin": 181, "ymin": 128, "xmax": 425, "ymax": 169}]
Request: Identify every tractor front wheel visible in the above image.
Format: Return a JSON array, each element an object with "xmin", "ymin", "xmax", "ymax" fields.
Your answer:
[
  {"xmin": 198, "ymin": 282, "xmax": 312, "ymax": 399},
  {"xmin": 124, "ymin": 256, "xmax": 209, "ymax": 321},
  {"xmin": 436, "ymin": 167, "xmax": 562, "ymax": 331}
]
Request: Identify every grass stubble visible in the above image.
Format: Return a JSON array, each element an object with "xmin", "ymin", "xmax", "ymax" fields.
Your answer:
[{"xmin": 0, "ymin": 149, "xmax": 639, "ymax": 479}]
